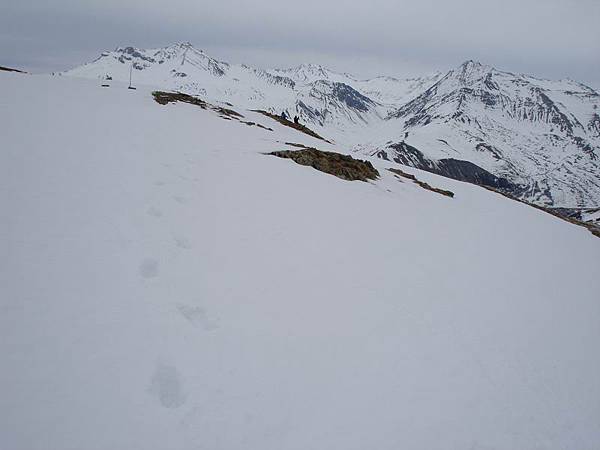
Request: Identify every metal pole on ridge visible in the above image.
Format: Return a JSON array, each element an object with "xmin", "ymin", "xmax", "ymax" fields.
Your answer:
[{"xmin": 128, "ymin": 63, "xmax": 136, "ymax": 90}]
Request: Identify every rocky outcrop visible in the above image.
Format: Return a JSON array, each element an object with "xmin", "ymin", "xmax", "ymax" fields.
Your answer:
[{"xmin": 269, "ymin": 148, "xmax": 379, "ymax": 181}]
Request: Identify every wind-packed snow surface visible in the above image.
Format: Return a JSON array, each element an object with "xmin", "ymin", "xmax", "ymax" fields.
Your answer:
[
  {"xmin": 1, "ymin": 72, "xmax": 600, "ymax": 450},
  {"xmin": 64, "ymin": 43, "xmax": 600, "ymax": 208}
]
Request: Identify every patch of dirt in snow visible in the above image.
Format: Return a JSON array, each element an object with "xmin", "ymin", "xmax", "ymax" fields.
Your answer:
[
  {"xmin": 153, "ymin": 91, "xmax": 242, "ymax": 117},
  {"xmin": 284, "ymin": 142, "xmax": 311, "ymax": 149},
  {"xmin": 239, "ymin": 120, "xmax": 273, "ymax": 131},
  {"xmin": 269, "ymin": 148, "xmax": 379, "ymax": 181},
  {"xmin": 389, "ymin": 168, "xmax": 455, "ymax": 198},
  {"xmin": 152, "ymin": 91, "xmax": 273, "ymax": 131},
  {"xmin": 0, "ymin": 65, "xmax": 27, "ymax": 73}
]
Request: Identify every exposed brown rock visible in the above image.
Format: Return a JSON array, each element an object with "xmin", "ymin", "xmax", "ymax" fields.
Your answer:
[
  {"xmin": 389, "ymin": 168, "xmax": 455, "ymax": 198},
  {"xmin": 270, "ymin": 148, "xmax": 379, "ymax": 181},
  {"xmin": 152, "ymin": 91, "xmax": 244, "ymax": 119}
]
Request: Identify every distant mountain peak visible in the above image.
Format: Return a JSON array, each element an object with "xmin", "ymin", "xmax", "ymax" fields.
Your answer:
[
  {"xmin": 275, "ymin": 63, "xmax": 338, "ymax": 82},
  {"xmin": 294, "ymin": 63, "xmax": 329, "ymax": 71},
  {"xmin": 460, "ymin": 59, "xmax": 486, "ymax": 68},
  {"xmin": 164, "ymin": 41, "xmax": 204, "ymax": 53},
  {"xmin": 114, "ymin": 45, "xmax": 142, "ymax": 54},
  {"xmin": 453, "ymin": 59, "xmax": 494, "ymax": 80},
  {"xmin": 298, "ymin": 62, "xmax": 323, "ymax": 69}
]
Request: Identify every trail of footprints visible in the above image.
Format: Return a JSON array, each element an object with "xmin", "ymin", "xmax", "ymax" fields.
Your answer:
[
  {"xmin": 143, "ymin": 164, "xmax": 221, "ymax": 410},
  {"xmin": 141, "ymin": 164, "xmax": 219, "ymax": 331}
]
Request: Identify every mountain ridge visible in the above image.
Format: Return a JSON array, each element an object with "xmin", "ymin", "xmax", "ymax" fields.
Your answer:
[{"xmin": 63, "ymin": 42, "xmax": 600, "ymax": 208}]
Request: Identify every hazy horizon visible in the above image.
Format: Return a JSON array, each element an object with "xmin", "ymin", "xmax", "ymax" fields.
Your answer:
[{"xmin": 2, "ymin": 0, "xmax": 599, "ymax": 89}]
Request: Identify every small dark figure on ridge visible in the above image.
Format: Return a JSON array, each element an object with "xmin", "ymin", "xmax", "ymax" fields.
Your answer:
[{"xmin": 293, "ymin": 115, "xmax": 300, "ymax": 125}]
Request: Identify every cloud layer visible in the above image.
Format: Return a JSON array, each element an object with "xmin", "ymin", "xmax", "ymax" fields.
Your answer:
[{"xmin": 2, "ymin": 0, "xmax": 599, "ymax": 87}]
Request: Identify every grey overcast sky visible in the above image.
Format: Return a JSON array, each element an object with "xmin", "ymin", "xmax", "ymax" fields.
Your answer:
[{"xmin": 1, "ymin": 0, "xmax": 599, "ymax": 88}]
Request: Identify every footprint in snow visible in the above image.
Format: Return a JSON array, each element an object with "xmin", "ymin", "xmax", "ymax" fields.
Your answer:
[
  {"xmin": 177, "ymin": 304, "xmax": 219, "ymax": 331},
  {"xmin": 174, "ymin": 236, "xmax": 192, "ymax": 250},
  {"xmin": 147, "ymin": 206, "xmax": 163, "ymax": 218},
  {"xmin": 149, "ymin": 363, "xmax": 186, "ymax": 409},
  {"xmin": 139, "ymin": 258, "xmax": 159, "ymax": 278}
]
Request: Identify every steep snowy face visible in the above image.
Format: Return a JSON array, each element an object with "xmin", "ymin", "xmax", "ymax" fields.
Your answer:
[
  {"xmin": 245, "ymin": 66, "xmax": 296, "ymax": 89},
  {"xmin": 384, "ymin": 61, "xmax": 600, "ymax": 206},
  {"xmin": 294, "ymin": 80, "xmax": 383, "ymax": 127},
  {"xmin": 390, "ymin": 60, "xmax": 598, "ymax": 138}
]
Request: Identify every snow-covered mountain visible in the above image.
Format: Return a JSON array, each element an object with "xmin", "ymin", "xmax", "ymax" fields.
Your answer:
[
  {"xmin": 65, "ymin": 43, "xmax": 388, "ymax": 129},
  {"xmin": 380, "ymin": 60, "xmax": 600, "ymax": 206},
  {"xmin": 3, "ymin": 68, "xmax": 600, "ymax": 450},
  {"xmin": 64, "ymin": 43, "xmax": 600, "ymax": 207}
]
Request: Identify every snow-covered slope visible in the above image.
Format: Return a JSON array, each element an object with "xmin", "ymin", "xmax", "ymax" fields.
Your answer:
[
  {"xmin": 64, "ymin": 44, "xmax": 600, "ymax": 208},
  {"xmin": 2, "ymin": 71, "xmax": 600, "ymax": 450}
]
